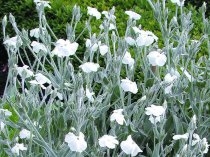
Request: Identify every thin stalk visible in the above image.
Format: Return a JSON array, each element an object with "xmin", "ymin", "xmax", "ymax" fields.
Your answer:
[{"xmin": 7, "ymin": 99, "xmax": 57, "ymax": 157}]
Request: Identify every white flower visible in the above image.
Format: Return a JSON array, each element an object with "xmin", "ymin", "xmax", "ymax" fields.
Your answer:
[
  {"xmin": 145, "ymin": 105, "xmax": 165, "ymax": 117},
  {"xmin": 164, "ymin": 84, "xmax": 173, "ymax": 94},
  {"xmin": 191, "ymin": 115, "xmax": 196, "ymax": 125},
  {"xmin": 140, "ymin": 95, "xmax": 146, "ymax": 101},
  {"xmin": 11, "ymin": 143, "xmax": 27, "ymax": 156},
  {"xmin": 16, "ymin": 65, "xmax": 34, "ymax": 78},
  {"xmin": 65, "ymin": 132, "xmax": 87, "ymax": 153},
  {"xmin": 19, "ymin": 129, "xmax": 33, "ymax": 139},
  {"xmin": 120, "ymin": 78, "xmax": 138, "ymax": 94},
  {"xmin": 0, "ymin": 109, "xmax": 12, "ymax": 117},
  {"xmin": 149, "ymin": 116, "xmax": 161, "ymax": 124},
  {"xmin": 180, "ymin": 67, "xmax": 194, "ymax": 82},
  {"xmin": 31, "ymin": 41, "xmax": 47, "ymax": 53},
  {"xmin": 34, "ymin": 73, "xmax": 51, "ymax": 84},
  {"xmin": 85, "ymin": 39, "xmax": 92, "ymax": 47},
  {"xmin": 102, "ymin": 11, "xmax": 116, "ymax": 20},
  {"xmin": 87, "ymin": 7, "xmax": 101, "ymax": 19},
  {"xmin": 85, "ymin": 39, "xmax": 99, "ymax": 52},
  {"xmin": 86, "ymin": 87, "xmax": 94, "ymax": 102},
  {"xmin": 110, "ymin": 109, "xmax": 125, "ymax": 125},
  {"xmin": 109, "ymin": 23, "xmax": 116, "ymax": 30},
  {"xmin": 147, "ymin": 51, "xmax": 167, "ymax": 66},
  {"xmin": 132, "ymin": 27, "xmax": 141, "ymax": 34},
  {"xmin": 136, "ymin": 30, "xmax": 158, "ymax": 46},
  {"xmin": 30, "ymin": 28, "xmax": 40, "ymax": 38},
  {"xmin": 34, "ymin": 0, "xmax": 51, "ymax": 8},
  {"xmin": 145, "ymin": 105, "xmax": 165, "ymax": 124},
  {"xmin": 29, "ymin": 73, "xmax": 51, "ymax": 89},
  {"xmin": 99, "ymin": 45, "xmax": 109, "ymax": 56},
  {"xmin": 79, "ymin": 62, "xmax": 100, "ymax": 73},
  {"xmin": 98, "ymin": 135, "xmax": 119, "ymax": 149},
  {"xmin": 163, "ymin": 71, "xmax": 179, "ymax": 94},
  {"xmin": 64, "ymin": 83, "xmax": 71, "ymax": 87},
  {"xmin": 172, "ymin": 133, "xmax": 189, "ymax": 140},
  {"xmin": 201, "ymin": 138, "xmax": 209, "ymax": 154},
  {"xmin": 120, "ymin": 135, "xmax": 143, "ymax": 156},
  {"xmin": 52, "ymin": 39, "xmax": 79, "ymax": 57},
  {"xmin": 171, "ymin": 68, "xmax": 180, "ymax": 77},
  {"xmin": 192, "ymin": 133, "xmax": 201, "ymax": 146},
  {"xmin": 125, "ymin": 37, "xmax": 136, "ymax": 46},
  {"xmin": 164, "ymin": 73, "xmax": 178, "ymax": 84},
  {"xmin": 125, "ymin": 11, "xmax": 141, "ymax": 20},
  {"xmin": 3, "ymin": 36, "xmax": 22, "ymax": 49},
  {"xmin": 122, "ymin": 51, "xmax": 135, "ymax": 67},
  {"xmin": 0, "ymin": 121, "xmax": 5, "ymax": 131},
  {"xmin": 171, "ymin": 0, "xmax": 185, "ymax": 6}
]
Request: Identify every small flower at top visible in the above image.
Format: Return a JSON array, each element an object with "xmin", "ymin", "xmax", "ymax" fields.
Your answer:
[
  {"xmin": 87, "ymin": 7, "xmax": 101, "ymax": 19},
  {"xmin": 16, "ymin": 65, "xmax": 34, "ymax": 79},
  {"xmin": 122, "ymin": 51, "xmax": 135, "ymax": 67},
  {"xmin": 120, "ymin": 135, "xmax": 143, "ymax": 156},
  {"xmin": 172, "ymin": 133, "xmax": 189, "ymax": 140},
  {"xmin": 11, "ymin": 143, "xmax": 27, "ymax": 156},
  {"xmin": 191, "ymin": 134, "xmax": 209, "ymax": 154},
  {"xmin": 0, "ymin": 109, "xmax": 12, "ymax": 117},
  {"xmin": 147, "ymin": 51, "xmax": 167, "ymax": 67},
  {"xmin": 99, "ymin": 44, "xmax": 109, "ymax": 56},
  {"xmin": 3, "ymin": 36, "xmax": 23, "ymax": 49},
  {"xmin": 134, "ymin": 29, "xmax": 158, "ymax": 47},
  {"xmin": 29, "ymin": 73, "xmax": 51, "ymax": 89},
  {"xmin": 171, "ymin": 0, "xmax": 185, "ymax": 7},
  {"xmin": 140, "ymin": 95, "xmax": 147, "ymax": 101},
  {"xmin": 125, "ymin": 37, "xmax": 136, "ymax": 46},
  {"xmin": 0, "ymin": 121, "xmax": 5, "ymax": 131},
  {"xmin": 31, "ymin": 41, "xmax": 47, "ymax": 54},
  {"xmin": 79, "ymin": 62, "xmax": 100, "ymax": 73},
  {"xmin": 85, "ymin": 87, "xmax": 95, "ymax": 102},
  {"xmin": 192, "ymin": 133, "xmax": 201, "ymax": 146},
  {"xmin": 125, "ymin": 11, "xmax": 141, "ymax": 20},
  {"xmin": 145, "ymin": 105, "xmax": 165, "ymax": 117},
  {"xmin": 30, "ymin": 28, "xmax": 40, "ymax": 38},
  {"xmin": 65, "ymin": 132, "xmax": 87, "ymax": 153},
  {"xmin": 19, "ymin": 129, "xmax": 34, "ymax": 139},
  {"xmin": 145, "ymin": 105, "xmax": 166, "ymax": 124},
  {"xmin": 51, "ymin": 39, "xmax": 79, "ymax": 57},
  {"xmin": 163, "ymin": 70, "xmax": 180, "ymax": 94},
  {"xmin": 85, "ymin": 39, "xmax": 99, "ymax": 52},
  {"xmin": 120, "ymin": 78, "xmax": 138, "ymax": 94},
  {"xmin": 34, "ymin": 0, "xmax": 51, "ymax": 8},
  {"xmin": 98, "ymin": 135, "xmax": 119, "ymax": 149},
  {"xmin": 102, "ymin": 11, "xmax": 116, "ymax": 20},
  {"xmin": 201, "ymin": 138, "xmax": 209, "ymax": 154},
  {"xmin": 110, "ymin": 109, "xmax": 125, "ymax": 125},
  {"xmin": 164, "ymin": 73, "xmax": 178, "ymax": 84}
]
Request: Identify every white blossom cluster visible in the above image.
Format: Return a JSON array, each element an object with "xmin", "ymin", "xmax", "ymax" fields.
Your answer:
[{"xmin": 1, "ymin": 0, "xmax": 209, "ymax": 156}]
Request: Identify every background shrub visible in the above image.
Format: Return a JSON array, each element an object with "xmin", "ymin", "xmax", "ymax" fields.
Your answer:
[{"xmin": 0, "ymin": 0, "xmax": 209, "ymax": 64}]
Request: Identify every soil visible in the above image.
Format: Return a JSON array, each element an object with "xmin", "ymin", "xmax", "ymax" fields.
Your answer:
[{"xmin": 0, "ymin": 45, "xmax": 8, "ymax": 97}]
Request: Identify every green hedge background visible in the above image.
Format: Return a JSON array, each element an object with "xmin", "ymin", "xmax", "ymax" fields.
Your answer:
[{"xmin": 0, "ymin": 0, "xmax": 209, "ymax": 63}]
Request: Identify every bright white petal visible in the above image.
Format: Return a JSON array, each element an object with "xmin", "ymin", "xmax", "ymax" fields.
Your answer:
[
  {"xmin": 79, "ymin": 62, "xmax": 100, "ymax": 73},
  {"xmin": 173, "ymin": 133, "xmax": 189, "ymax": 140},
  {"xmin": 99, "ymin": 45, "xmax": 109, "ymax": 56},
  {"xmin": 121, "ymin": 78, "xmax": 138, "ymax": 94}
]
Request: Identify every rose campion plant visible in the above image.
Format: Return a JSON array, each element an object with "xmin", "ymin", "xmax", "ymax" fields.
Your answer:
[{"xmin": 0, "ymin": 0, "xmax": 209, "ymax": 156}]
